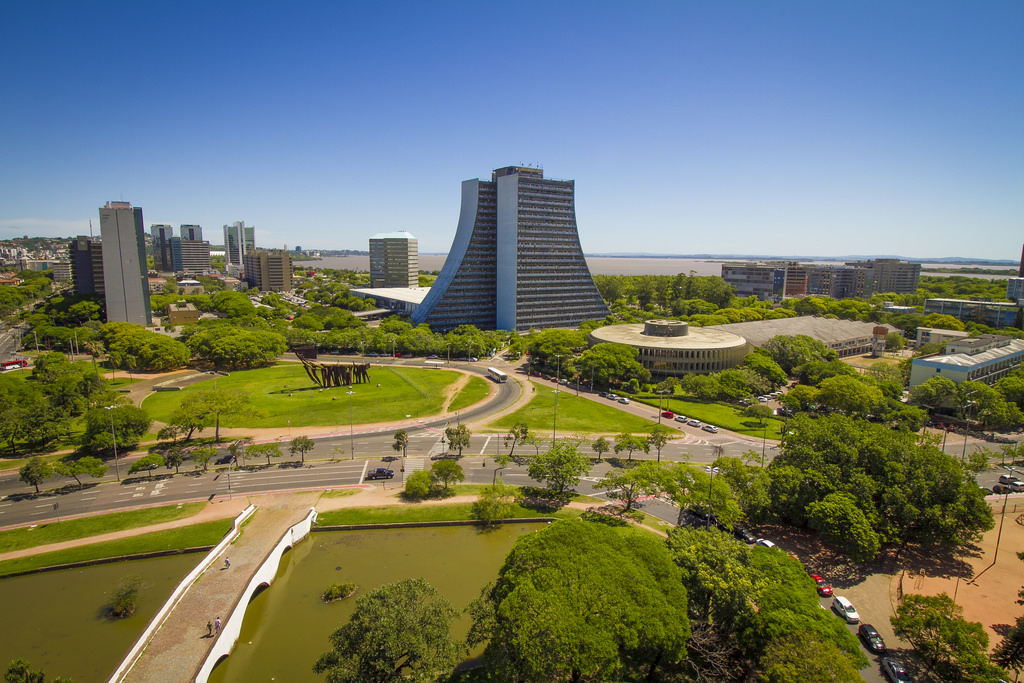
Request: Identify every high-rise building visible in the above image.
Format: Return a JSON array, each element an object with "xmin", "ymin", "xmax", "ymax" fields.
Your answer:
[
  {"xmin": 242, "ymin": 249, "xmax": 292, "ymax": 291},
  {"xmin": 70, "ymin": 236, "xmax": 105, "ymax": 295},
  {"xmin": 369, "ymin": 232, "xmax": 418, "ymax": 287},
  {"xmin": 151, "ymin": 224, "xmax": 174, "ymax": 271},
  {"xmin": 412, "ymin": 166, "xmax": 608, "ymax": 332},
  {"xmin": 845, "ymin": 258, "xmax": 921, "ymax": 294},
  {"xmin": 99, "ymin": 201, "xmax": 152, "ymax": 325},
  {"xmin": 722, "ymin": 258, "xmax": 920, "ymax": 301},
  {"xmin": 170, "ymin": 237, "xmax": 212, "ymax": 274},
  {"xmin": 179, "ymin": 224, "xmax": 203, "ymax": 241},
  {"xmin": 223, "ymin": 221, "xmax": 255, "ymax": 265}
]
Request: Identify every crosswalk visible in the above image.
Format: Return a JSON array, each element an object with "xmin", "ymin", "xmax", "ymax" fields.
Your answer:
[{"xmin": 403, "ymin": 458, "xmax": 425, "ymax": 484}]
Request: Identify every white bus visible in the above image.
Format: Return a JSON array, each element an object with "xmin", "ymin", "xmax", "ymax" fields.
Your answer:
[
  {"xmin": 487, "ymin": 367, "xmax": 508, "ymax": 383},
  {"xmin": 424, "ymin": 360, "xmax": 445, "ymax": 369}
]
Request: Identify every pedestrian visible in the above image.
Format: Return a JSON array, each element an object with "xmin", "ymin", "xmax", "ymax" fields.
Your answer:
[
  {"xmin": 224, "ymin": 557, "xmax": 230, "ymax": 569},
  {"xmin": 206, "ymin": 620, "xmax": 212, "ymax": 637},
  {"xmin": 215, "ymin": 617, "xmax": 221, "ymax": 634}
]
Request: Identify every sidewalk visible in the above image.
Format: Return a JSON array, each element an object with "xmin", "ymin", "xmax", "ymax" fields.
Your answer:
[{"xmin": 121, "ymin": 492, "xmax": 320, "ymax": 683}]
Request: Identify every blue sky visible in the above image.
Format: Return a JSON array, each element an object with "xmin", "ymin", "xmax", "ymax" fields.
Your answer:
[{"xmin": 1, "ymin": 1, "xmax": 1021, "ymax": 260}]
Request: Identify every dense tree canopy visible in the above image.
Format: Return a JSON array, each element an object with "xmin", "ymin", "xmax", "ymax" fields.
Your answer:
[{"xmin": 469, "ymin": 518, "xmax": 690, "ymax": 682}]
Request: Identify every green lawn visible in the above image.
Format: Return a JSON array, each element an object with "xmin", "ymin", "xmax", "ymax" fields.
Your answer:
[
  {"xmin": 0, "ymin": 519, "xmax": 233, "ymax": 577},
  {"xmin": 141, "ymin": 363, "xmax": 467, "ymax": 428},
  {"xmin": 488, "ymin": 388, "xmax": 657, "ymax": 434},
  {"xmin": 448, "ymin": 376, "xmax": 491, "ymax": 412},
  {"xmin": 316, "ymin": 501, "xmax": 584, "ymax": 526},
  {"xmin": 646, "ymin": 395, "xmax": 785, "ymax": 438},
  {"xmin": 0, "ymin": 503, "xmax": 205, "ymax": 554}
]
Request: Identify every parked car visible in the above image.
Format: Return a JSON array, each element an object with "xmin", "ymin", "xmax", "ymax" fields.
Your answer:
[
  {"xmin": 687, "ymin": 419, "xmax": 701, "ymax": 427},
  {"xmin": 1010, "ymin": 481, "xmax": 1024, "ymax": 492},
  {"xmin": 993, "ymin": 483, "xmax": 1012, "ymax": 494},
  {"xmin": 701, "ymin": 424, "xmax": 719, "ymax": 433},
  {"xmin": 599, "ymin": 392, "xmax": 608, "ymax": 398},
  {"xmin": 733, "ymin": 525, "xmax": 757, "ymax": 544},
  {"xmin": 674, "ymin": 415, "xmax": 688, "ymax": 423},
  {"xmin": 607, "ymin": 393, "xmax": 619, "ymax": 400},
  {"xmin": 808, "ymin": 573, "xmax": 833, "ymax": 597},
  {"xmin": 661, "ymin": 411, "xmax": 674, "ymax": 418},
  {"xmin": 881, "ymin": 657, "xmax": 914, "ymax": 682},
  {"xmin": 998, "ymin": 474, "xmax": 1021, "ymax": 485},
  {"xmin": 755, "ymin": 538, "xmax": 776, "ymax": 549},
  {"xmin": 858, "ymin": 623, "xmax": 886, "ymax": 654},
  {"xmin": 426, "ymin": 354, "xmax": 438, "ymax": 359},
  {"xmin": 618, "ymin": 397, "xmax": 630, "ymax": 405},
  {"xmin": 758, "ymin": 396, "xmax": 769, "ymax": 402},
  {"xmin": 365, "ymin": 468, "xmax": 395, "ymax": 480},
  {"xmin": 832, "ymin": 596, "xmax": 860, "ymax": 623}
]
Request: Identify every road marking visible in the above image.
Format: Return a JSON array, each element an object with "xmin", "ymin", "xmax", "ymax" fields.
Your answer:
[
  {"xmin": 29, "ymin": 510, "xmax": 50, "ymax": 516},
  {"xmin": 187, "ymin": 483, "xmax": 203, "ymax": 487},
  {"xmin": 0, "ymin": 503, "xmax": 11, "ymax": 507},
  {"xmin": 80, "ymin": 497, "xmax": 96, "ymax": 501},
  {"xmin": 479, "ymin": 436, "xmax": 491, "ymax": 454},
  {"xmin": 34, "ymin": 503, "xmax": 53, "ymax": 508}
]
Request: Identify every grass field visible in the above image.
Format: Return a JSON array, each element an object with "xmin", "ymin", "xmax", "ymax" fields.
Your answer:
[
  {"xmin": 649, "ymin": 395, "xmax": 785, "ymax": 438},
  {"xmin": 448, "ymin": 376, "xmax": 490, "ymax": 412},
  {"xmin": 141, "ymin": 363, "xmax": 468, "ymax": 427},
  {"xmin": 489, "ymin": 388, "xmax": 657, "ymax": 434},
  {"xmin": 0, "ymin": 503, "xmax": 205, "ymax": 554},
  {"xmin": 0, "ymin": 519, "xmax": 233, "ymax": 577},
  {"xmin": 315, "ymin": 500, "xmax": 585, "ymax": 526}
]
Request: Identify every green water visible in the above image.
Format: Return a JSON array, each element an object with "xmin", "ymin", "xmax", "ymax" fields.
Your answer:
[
  {"xmin": 208, "ymin": 524, "xmax": 542, "ymax": 683},
  {"xmin": 0, "ymin": 554, "xmax": 202, "ymax": 682}
]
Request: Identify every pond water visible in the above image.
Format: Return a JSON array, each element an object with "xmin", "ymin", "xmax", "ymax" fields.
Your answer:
[
  {"xmin": 208, "ymin": 524, "xmax": 541, "ymax": 683},
  {"xmin": 0, "ymin": 553, "xmax": 202, "ymax": 682}
]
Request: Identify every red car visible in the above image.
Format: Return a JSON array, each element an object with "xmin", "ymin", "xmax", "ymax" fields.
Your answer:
[
  {"xmin": 661, "ymin": 411, "xmax": 674, "ymax": 418},
  {"xmin": 809, "ymin": 573, "xmax": 833, "ymax": 597}
]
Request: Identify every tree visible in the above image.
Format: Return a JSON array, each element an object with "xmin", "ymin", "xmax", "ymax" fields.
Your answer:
[
  {"xmin": 190, "ymin": 388, "xmax": 258, "ymax": 441},
  {"xmin": 128, "ymin": 453, "xmax": 165, "ymax": 479},
  {"xmin": 647, "ymin": 424, "xmax": 671, "ymax": 462},
  {"xmin": 163, "ymin": 446, "xmax": 185, "ymax": 474},
  {"xmin": 468, "ymin": 518, "xmax": 689, "ymax": 682},
  {"xmin": 991, "ymin": 615, "xmax": 1024, "ymax": 676},
  {"xmin": 591, "ymin": 435, "xmax": 610, "ymax": 461},
  {"xmin": 247, "ymin": 441, "xmax": 282, "ymax": 466},
  {"xmin": 430, "ymin": 460, "xmax": 464, "ymax": 490},
  {"xmin": 391, "ymin": 430, "xmax": 408, "ymax": 458},
  {"xmin": 891, "ymin": 593, "xmax": 1007, "ymax": 682},
  {"xmin": 885, "ymin": 331, "xmax": 906, "ymax": 352},
  {"xmin": 443, "ymin": 424, "xmax": 471, "ymax": 457},
  {"xmin": 805, "ymin": 493, "xmax": 881, "ymax": 562},
  {"xmin": 186, "ymin": 325, "xmax": 287, "ymax": 370},
  {"xmin": 503, "ymin": 422, "xmax": 529, "ymax": 460},
  {"xmin": 52, "ymin": 456, "xmax": 107, "ymax": 487},
  {"xmin": 743, "ymin": 403, "xmax": 773, "ymax": 426},
  {"xmin": 79, "ymin": 404, "xmax": 151, "ymax": 455},
  {"xmin": 759, "ymin": 631, "xmax": 862, "ymax": 683},
  {"xmin": 191, "ymin": 446, "xmax": 217, "ymax": 472},
  {"xmin": 404, "ymin": 470, "xmax": 433, "ymax": 499},
  {"xmin": 527, "ymin": 440, "xmax": 592, "ymax": 494},
  {"xmin": 19, "ymin": 457, "xmax": 52, "ymax": 494},
  {"xmin": 472, "ymin": 481, "xmax": 517, "ymax": 524},
  {"xmin": 313, "ymin": 577, "xmax": 463, "ymax": 683},
  {"xmin": 613, "ymin": 432, "xmax": 648, "ymax": 461},
  {"xmin": 290, "ymin": 436, "xmax": 315, "ymax": 463},
  {"xmin": 816, "ymin": 375, "xmax": 884, "ymax": 417},
  {"xmin": 762, "ymin": 335, "xmax": 836, "ymax": 375},
  {"xmin": 4, "ymin": 659, "xmax": 72, "ymax": 683},
  {"xmin": 595, "ymin": 460, "xmax": 664, "ymax": 512}
]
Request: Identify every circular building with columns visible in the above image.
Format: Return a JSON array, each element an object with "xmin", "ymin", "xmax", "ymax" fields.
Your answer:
[{"xmin": 588, "ymin": 320, "xmax": 749, "ymax": 377}]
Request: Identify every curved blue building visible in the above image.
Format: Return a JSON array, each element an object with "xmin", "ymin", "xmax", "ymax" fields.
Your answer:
[{"xmin": 412, "ymin": 166, "xmax": 608, "ymax": 332}]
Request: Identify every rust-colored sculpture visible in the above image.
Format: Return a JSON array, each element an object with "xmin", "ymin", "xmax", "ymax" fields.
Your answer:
[{"xmin": 294, "ymin": 347, "xmax": 370, "ymax": 388}]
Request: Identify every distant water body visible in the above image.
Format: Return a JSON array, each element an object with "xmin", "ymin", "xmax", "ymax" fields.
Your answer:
[{"xmin": 307, "ymin": 255, "xmax": 1006, "ymax": 279}]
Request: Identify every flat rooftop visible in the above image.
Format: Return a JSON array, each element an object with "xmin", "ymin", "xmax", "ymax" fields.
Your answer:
[{"xmin": 351, "ymin": 286, "xmax": 430, "ymax": 305}]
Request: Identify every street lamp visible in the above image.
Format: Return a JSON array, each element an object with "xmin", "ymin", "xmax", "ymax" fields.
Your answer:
[
  {"xmin": 104, "ymin": 406, "xmax": 121, "ymax": 481},
  {"xmin": 554, "ymin": 354, "xmax": 562, "ymax": 383},
  {"xmin": 552, "ymin": 389, "xmax": 560, "ymax": 441},
  {"xmin": 345, "ymin": 389, "xmax": 356, "ymax": 459},
  {"xmin": 961, "ymin": 391, "xmax": 977, "ymax": 465},
  {"xmin": 704, "ymin": 466, "xmax": 720, "ymax": 531}
]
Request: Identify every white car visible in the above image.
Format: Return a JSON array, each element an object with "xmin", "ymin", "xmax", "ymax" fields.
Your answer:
[
  {"xmin": 832, "ymin": 596, "xmax": 860, "ymax": 623},
  {"xmin": 755, "ymin": 538, "xmax": 776, "ymax": 549}
]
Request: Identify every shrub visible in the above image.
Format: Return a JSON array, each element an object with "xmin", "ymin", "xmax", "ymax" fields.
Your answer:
[
  {"xmin": 404, "ymin": 470, "xmax": 433, "ymax": 499},
  {"xmin": 110, "ymin": 575, "xmax": 143, "ymax": 618},
  {"xmin": 321, "ymin": 582, "xmax": 358, "ymax": 603}
]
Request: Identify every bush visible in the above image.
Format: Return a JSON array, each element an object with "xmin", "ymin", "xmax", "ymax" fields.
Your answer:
[
  {"xmin": 110, "ymin": 575, "xmax": 143, "ymax": 617},
  {"xmin": 321, "ymin": 582, "xmax": 357, "ymax": 603},
  {"xmin": 404, "ymin": 470, "xmax": 433, "ymax": 499},
  {"xmin": 472, "ymin": 482, "xmax": 516, "ymax": 525}
]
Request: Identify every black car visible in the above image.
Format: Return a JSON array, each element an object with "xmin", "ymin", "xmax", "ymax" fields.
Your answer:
[
  {"xmin": 858, "ymin": 623, "xmax": 886, "ymax": 654},
  {"xmin": 215, "ymin": 454, "xmax": 234, "ymax": 465},
  {"xmin": 732, "ymin": 525, "xmax": 757, "ymax": 544},
  {"xmin": 365, "ymin": 467, "xmax": 394, "ymax": 480}
]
